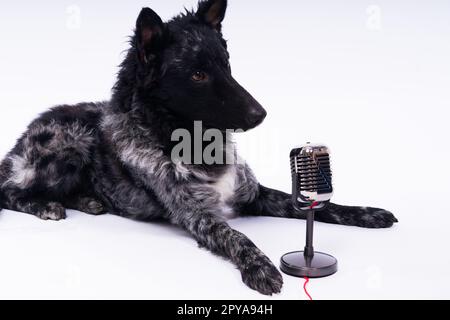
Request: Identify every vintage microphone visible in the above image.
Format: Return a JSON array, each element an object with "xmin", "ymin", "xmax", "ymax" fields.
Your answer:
[{"xmin": 280, "ymin": 143, "xmax": 338, "ymax": 278}]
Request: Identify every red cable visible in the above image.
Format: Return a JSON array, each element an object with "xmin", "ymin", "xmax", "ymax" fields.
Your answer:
[
  {"xmin": 310, "ymin": 201, "xmax": 319, "ymax": 210},
  {"xmin": 303, "ymin": 277, "xmax": 313, "ymax": 300}
]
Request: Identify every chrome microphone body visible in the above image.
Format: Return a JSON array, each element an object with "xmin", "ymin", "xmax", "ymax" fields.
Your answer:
[
  {"xmin": 280, "ymin": 143, "xmax": 338, "ymax": 278},
  {"xmin": 290, "ymin": 143, "xmax": 333, "ymax": 210}
]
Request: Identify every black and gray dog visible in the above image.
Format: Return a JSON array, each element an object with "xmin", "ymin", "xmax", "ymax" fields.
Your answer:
[{"xmin": 0, "ymin": 0, "xmax": 397, "ymax": 295}]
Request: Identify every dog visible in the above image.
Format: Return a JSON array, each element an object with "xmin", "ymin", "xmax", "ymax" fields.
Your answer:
[{"xmin": 0, "ymin": 0, "xmax": 397, "ymax": 295}]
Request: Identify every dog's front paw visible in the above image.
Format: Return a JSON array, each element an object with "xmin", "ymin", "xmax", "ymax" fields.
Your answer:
[
  {"xmin": 319, "ymin": 203, "xmax": 398, "ymax": 229},
  {"xmin": 37, "ymin": 202, "xmax": 66, "ymax": 221},
  {"xmin": 241, "ymin": 256, "xmax": 283, "ymax": 295},
  {"xmin": 356, "ymin": 208, "xmax": 398, "ymax": 228},
  {"xmin": 80, "ymin": 197, "xmax": 106, "ymax": 215}
]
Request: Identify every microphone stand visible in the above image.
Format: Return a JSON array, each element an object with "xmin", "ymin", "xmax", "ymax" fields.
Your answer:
[
  {"xmin": 280, "ymin": 202, "xmax": 338, "ymax": 278},
  {"xmin": 304, "ymin": 205, "xmax": 315, "ymax": 259}
]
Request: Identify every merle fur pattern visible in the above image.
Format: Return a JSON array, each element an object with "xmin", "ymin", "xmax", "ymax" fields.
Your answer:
[{"xmin": 0, "ymin": 0, "xmax": 397, "ymax": 295}]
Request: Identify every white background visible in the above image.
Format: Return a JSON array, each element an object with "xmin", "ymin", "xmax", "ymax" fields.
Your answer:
[{"xmin": 0, "ymin": 0, "xmax": 449, "ymax": 299}]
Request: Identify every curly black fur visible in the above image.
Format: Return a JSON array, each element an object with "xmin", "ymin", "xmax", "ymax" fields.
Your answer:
[{"xmin": 0, "ymin": 0, "xmax": 397, "ymax": 295}]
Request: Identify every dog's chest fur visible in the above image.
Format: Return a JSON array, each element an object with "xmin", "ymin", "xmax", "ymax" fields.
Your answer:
[
  {"xmin": 103, "ymin": 111, "xmax": 242, "ymax": 220},
  {"xmin": 209, "ymin": 165, "xmax": 237, "ymax": 219},
  {"xmin": 174, "ymin": 162, "xmax": 238, "ymax": 219}
]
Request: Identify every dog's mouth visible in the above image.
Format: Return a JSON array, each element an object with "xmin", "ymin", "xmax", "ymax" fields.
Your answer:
[
  {"xmin": 246, "ymin": 113, "xmax": 267, "ymax": 130},
  {"xmin": 203, "ymin": 108, "xmax": 267, "ymax": 133},
  {"xmin": 203, "ymin": 120, "xmax": 266, "ymax": 133}
]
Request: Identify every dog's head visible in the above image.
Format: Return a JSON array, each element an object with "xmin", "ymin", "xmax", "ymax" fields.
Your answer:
[{"xmin": 129, "ymin": 0, "xmax": 266, "ymax": 131}]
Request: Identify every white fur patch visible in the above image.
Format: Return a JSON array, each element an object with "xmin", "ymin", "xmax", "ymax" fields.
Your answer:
[
  {"xmin": 213, "ymin": 166, "xmax": 236, "ymax": 202},
  {"xmin": 212, "ymin": 166, "xmax": 237, "ymax": 219},
  {"xmin": 174, "ymin": 161, "xmax": 192, "ymax": 180},
  {"xmin": 118, "ymin": 140, "xmax": 171, "ymax": 177},
  {"xmin": 7, "ymin": 155, "xmax": 35, "ymax": 188}
]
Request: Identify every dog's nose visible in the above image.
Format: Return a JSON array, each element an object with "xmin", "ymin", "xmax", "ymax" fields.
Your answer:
[{"xmin": 247, "ymin": 108, "xmax": 267, "ymax": 127}]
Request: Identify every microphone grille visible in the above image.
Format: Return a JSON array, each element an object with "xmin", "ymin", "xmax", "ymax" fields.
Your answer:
[{"xmin": 290, "ymin": 144, "xmax": 333, "ymax": 203}]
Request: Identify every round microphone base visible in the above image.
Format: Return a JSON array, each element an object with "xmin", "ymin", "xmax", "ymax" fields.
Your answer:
[{"xmin": 280, "ymin": 251, "xmax": 338, "ymax": 278}]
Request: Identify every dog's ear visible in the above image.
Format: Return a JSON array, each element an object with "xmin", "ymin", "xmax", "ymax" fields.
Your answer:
[
  {"xmin": 135, "ymin": 8, "xmax": 165, "ymax": 64},
  {"xmin": 196, "ymin": 0, "xmax": 227, "ymax": 31}
]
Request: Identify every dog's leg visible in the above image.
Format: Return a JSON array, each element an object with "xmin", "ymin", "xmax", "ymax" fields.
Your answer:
[
  {"xmin": 64, "ymin": 195, "xmax": 106, "ymax": 215},
  {"xmin": 111, "ymin": 137, "xmax": 283, "ymax": 293},
  {"xmin": 241, "ymin": 185, "xmax": 398, "ymax": 229},
  {"xmin": 174, "ymin": 212, "xmax": 283, "ymax": 295},
  {"xmin": 3, "ymin": 196, "xmax": 66, "ymax": 221}
]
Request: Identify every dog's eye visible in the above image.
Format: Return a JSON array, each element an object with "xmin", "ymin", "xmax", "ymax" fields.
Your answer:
[{"xmin": 192, "ymin": 71, "xmax": 208, "ymax": 82}]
